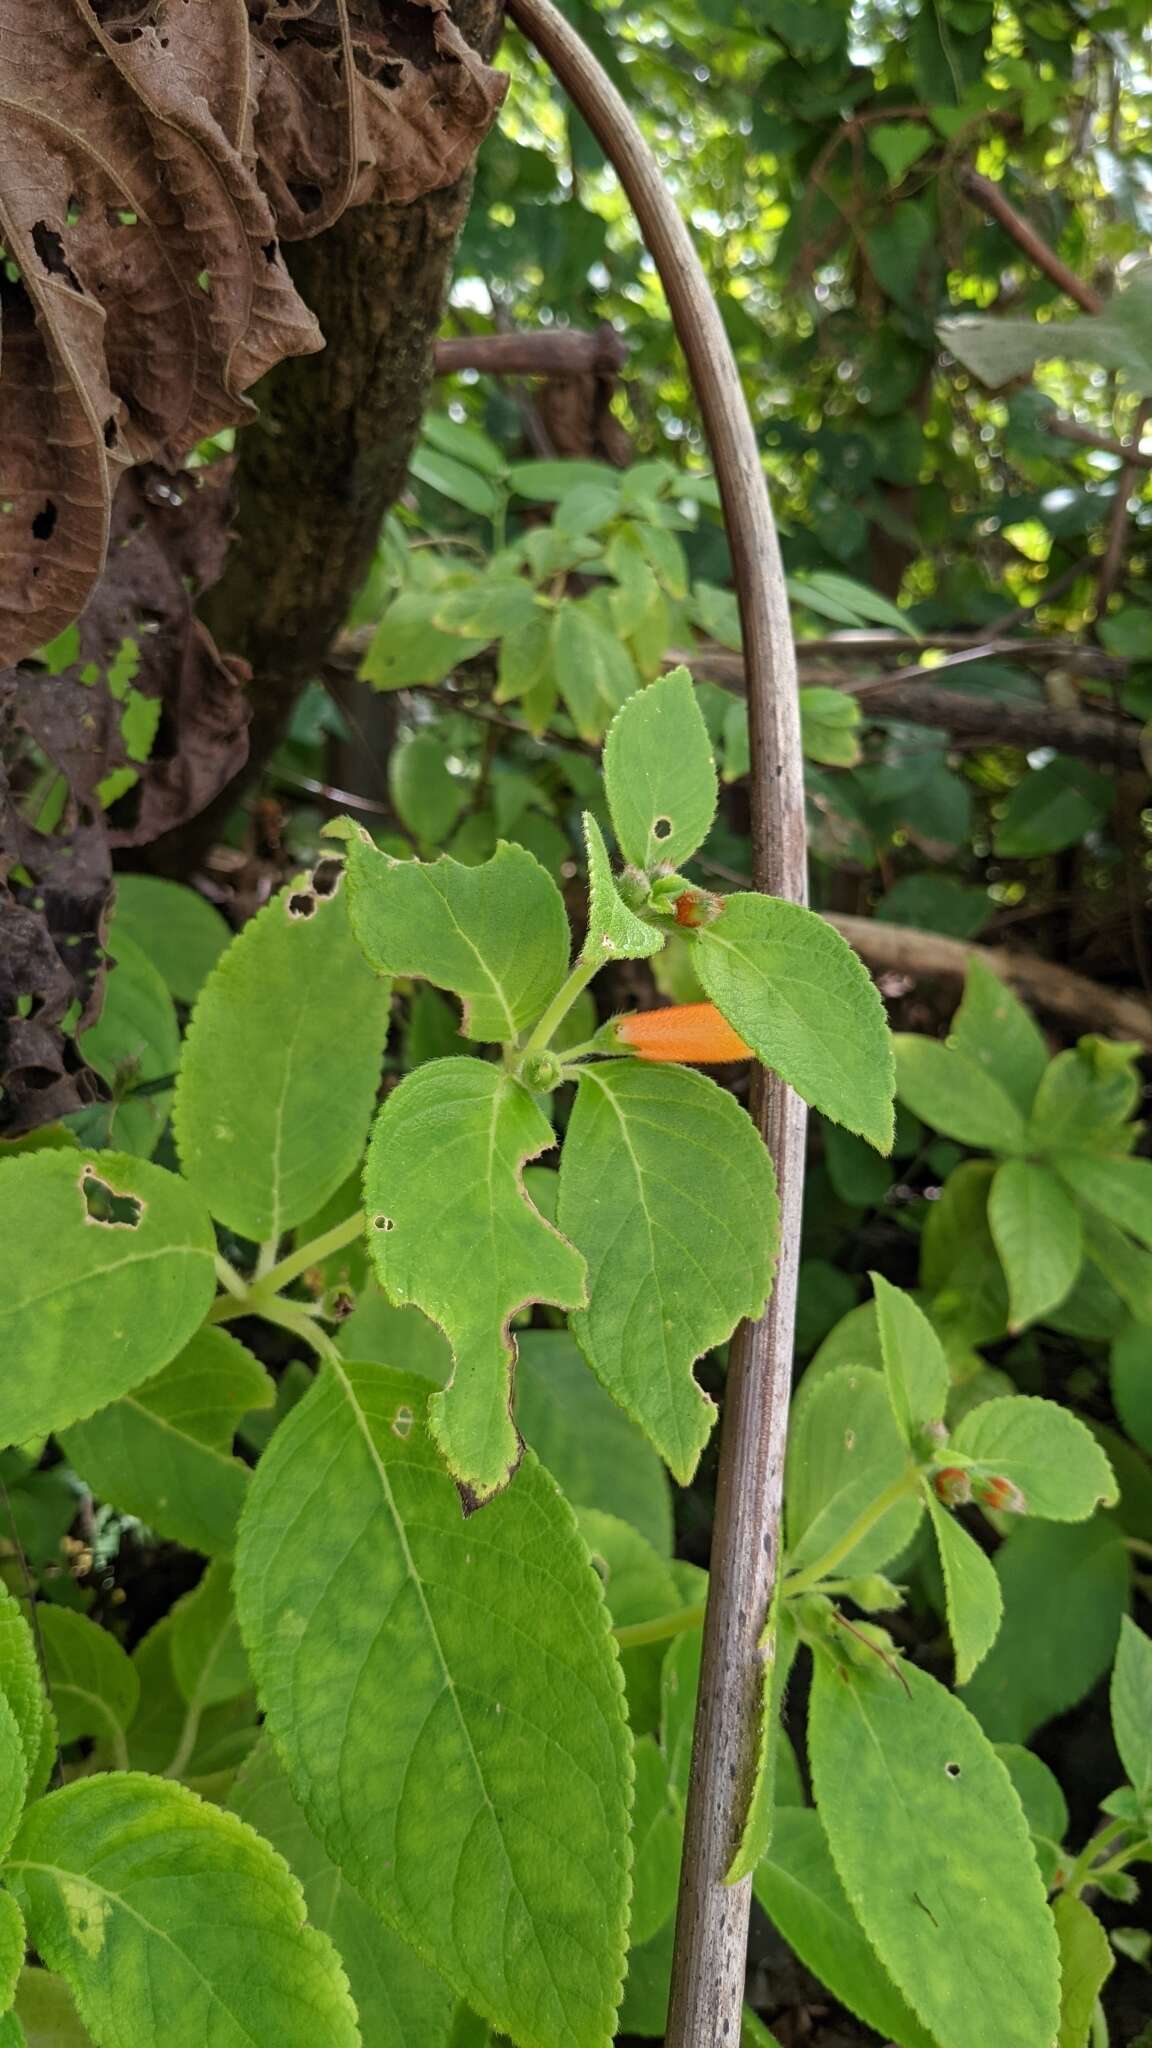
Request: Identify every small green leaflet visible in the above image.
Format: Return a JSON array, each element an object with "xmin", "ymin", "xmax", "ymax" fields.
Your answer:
[
  {"xmin": 390, "ymin": 733, "xmax": 467, "ymax": 848},
  {"xmin": 601, "ymin": 669, "xmax": 717, "ymax": 871},
  {"xmin": 37, "ymin": 1609, "xmax": 138, "ymax": 1756},
  {"xmin": 4, "ymin": 1775, "xmax": 360, "ymax": 2048},
  {"xmin": 0, "ymin": 1149, "xmax": 215, "ymax": 1445},
  {"xmin": 695, "ymin": 896, "xmax": 894, "ymax": 1153},
  {"xmin": 558, "ymin": 1061, "xmax": 777, "ymax": 1483},
  {"xmin": 1110, "ymin": 1617, "xmax": 1152, "ymax": 1809},
  {"xmin": 951, "ymin": 959, "xmax": 1049, "ymax": 1118},
  {"xmin": 1052, "ymin": 1894, "xmax": 1113, "ymax": 2048},
  {"xmin": 809, "ymin": 1655, "xmax": 1060, "ymax": 2048},
  {"xmin": 61, "ymin": 1329, "xmax": 273, "ymax": 1558},
  {"xmin": 872, "ymin": 1274, "xmax": 950, "ymax": 1445},
  {"xmin": 364, "ymin": 1061, "xmax": 586, "ymax": 1499},
  {"xmin": 988, "ymin": 1161, "xmax": 1083, "ymax": 1330},
  {"xmin": 926, "ymin": 1493, "xmax": 1003, "ymax": 1685},
  {"xmin": 174, "ymin": 870, "xmax": 390, "ymax": 1243},
  {"xmin": 234, "ymin": 1364, "xmax": 631, "ymax": 2048},
  {"xmin": 552, "ymin": 599, "xmax": 640, "ymax": 739},
  {"xmin": 893, "ymin": 1034, "xmax": 1027, "ymax": 1152},
  {"xmin": 580, "ymin": 813, "xmax": 663, "ymax": 965},
  {"xmin": 953, "ymin": 1397, "xmax": 1117, "ymax": 1521},
  {"xmin": 344, "ymin": 835, "xmax": 569, "ymax": 1043}
]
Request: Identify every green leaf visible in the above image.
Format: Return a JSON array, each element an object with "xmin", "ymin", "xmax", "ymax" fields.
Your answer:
[
  {"xmin": 875, "ymin": 875, "xmax": 989, "ymax": 940},
  {"xmin": 514, "ymin": 1330, "xmax": 673, "ymax": 1555},
  {"xmin": 0, "ymin": 1150, "xmax": 215, "ymax": 1445},
  {"xmin": 868, "ymin": 120, "xmax": 934, "ymax": 181},
  {"xmin": 0, "ymin": 1590, "xmax": 48, "ymax": 1804},
  {"xmin": 110, "ymin": 876, "xmax": 230, "ymax": 1005},
  {"xmin": 0, "ymin": 1686, "xmax": 28, "ymax": 1866},
  {"xmin": 601, "ymin": 670, "xmax": 717, "ymax": 871},
  {"xmin": 4, "ymin": 1776, "xmax": 359, "ymax": 2048},
  {"xmin": 754, "ymin": 1809, "xmax": 936, "ymax": 2048},
  {"xmin": 111, "ymin": 1613, "xmax": 258, "ymax": 1788},
  {"xmin": 939, "ymin": 263, "xmax": 1152, "ymax": 396},
  {"xmin": 960, "ymin": 1516, "xmax": 1129, "ymax": 1740},
  {"xmin": 926, "ymin": 1493, "xmax": 1003, "ymax": 1684},
  {"xmin": 695, "ymin": 896, "xmax": 894, "ymax": 1153},
  {"xmin": 1082, "ymin": 1211, "xmax": 1152, "ymax": 1323},
  {"xmin": 1111, "ymin": 1322, "xmax": 1152, "ymax": 1454},
  {"xmin": 508, "ymin": 459, "xmax": 618, "ymax": 501},
  {"xmin": 1055, "ymin": 1153, "xmax": 1152, "ymax": 1250},
  {"xmin": 171, "ymin": 1559, "xmax": 251, "ymax": 1711},
  {"xmin": 235, "ymin": 1362, "xmax": 631, "ymax": 2048},
  {"xmin": 785, "ymin": 1365, "xmax": 922, "ymax": 1576},
  {"xmin": 1111, "ymin": 1616, "xmax": 1152, "ymax": 1806},
  {"xmin": 495, "ymin": 610, "xmax": 554, "ymax": 702},
  {"xmin": 230, "ymin": 1739, "xmax": 457, "ymax": 2048},
  {"xmin": 360, "ymin": 593, "xmax": 486, "ymax": 691},
  {"xmin": 791, "ymin": 572, "xmax": 917, "ymax": 637},
  {"xmin": 629, "ymin": 1739, "xmax": 682, "ymax": 1946},
  {"xmin": 174, "ymin": 873, "xmax": 390, "ymax": 1243},
  {"xmin": 994, "ymin": 1745, "xmax": 1069, "ymax": 1849},
  {"xmin": 12, "ymin": 1968, "xmax": 93, "ymax": 2045},
  {"xmin": 61, "ymin": 1330, "xmax": 273, "ymax": 1558},
  {"xmin": 993, "ymin": 758, "xmax": 1113, "ymax": 858},
  {"xmin": 339, "ymin": 1292, "xmax": 452, "ymax": 1386},
  {"xmin": 580, "ymin": 814, "xmax": 663, "ymax": 965},
  {"xmin": 725, "ymin": 1607, "xmax": 797, "ymax": 1883},
  {"xmin": 872, "ymin": 1274, "xmax": 950, "ymax": 1445},
  {"xmin": 798, "ymin": 688, "xmax": 862, "ymax": 767},
  {"xmin": 344, "ymin": 836, "xmax": 569, "ymax": 1043},
  {"xmin": 1052, "ymin": 1894, "xmax": 1113, "ymax": 2048},
  {"xmin": 78, "ymin": 931, "xmax": 179, "ymax": 1158},
  {"xmin": 37, "ymin": 1608, "xmax": 137, "ymax": 1755},
  {"xmin": 893, "ymin": 1034, "xmax": 1027, "ymax": 1151},
  {"xmin": 558, "ymin": 1061, "xmax": 777, "ymax": 1483},
  {"xmin": 410, "ymin": 444, "xmax": 501, "ymax": 517},
  {"xmin": 809, "ymin": 1654, "xmax": 1060, "ymax": 2048},
  {"xmin": 576, "ymin": 1508, "xmax": 680, "ymax": 1735},
  {"xmin": 389, "ymin": 733, "xmax": 467, "ymax": 847},
  {"xmin": 0, "ymin": 1893, "xmax": 25, "ymax": 2025},
  {"xmin": 951, "ymin": 959, "xmax": 1049, "ymax": 1117},
  {"xmin": 552, "ymin": 599, "xmax": 640, "ymax": 739},
  {"xmin": 364, "ymin": 1060, "xmax": 586, "ymax": 1498},
  {"xmin": 988, "ymin": 1161, "xmax": 1083, "ymax": 1330},
  {"xmin": 420, "ymin": 414, "xmax": 506, "ymax": 479},
  {"xmin": 1028, "ymin": 1039, "xmax": 1141, "ymax": 1153},
  {"xmin": 953, "ymin": 1396, "xmax": 1117, "ymax": 1521}
]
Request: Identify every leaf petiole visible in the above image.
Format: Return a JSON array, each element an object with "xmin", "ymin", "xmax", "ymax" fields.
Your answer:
[
  {"xmin": 614, "ymin": 1600, "xmax": 706, "ymax": 1651},
  {"xmin": 783, "ymin": 1469, "xmax": 921, "ymax": 1597},
  {"xmin": 519, "ymin": 958, "xmax": 600, "ymax": 1060}
]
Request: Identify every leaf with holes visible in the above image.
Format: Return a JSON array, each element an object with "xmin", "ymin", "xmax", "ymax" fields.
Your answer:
[
  {"xmin": 558, "ymin": 1060, "xmax": 777, "ymax": 1483},
  {"xmin": 37, "ymin": 1608, "xmax": 137, "ymax": 1760},
  {"xmin": 4, "ymin": 1775, "xmax": 359, "ymax": 2048},
  {"xmin": 580, "ymin": 813, "xmax": 663, "ymax": 966},
  {"xmin": 695, "ymin": 896, "xmax": 894, "ymax": 1152},
  {"xmin": 174, "ymin": 870, "xmax": 390, "ymax": 1243},
  {"xmin": 952, "ymin": 1397, "xmax": 1117, "ymax": 1521},
  {"xmin": 926, "ymin": 1493, "xmax": 1004, "ymax": 1685},
  {"xmin": 344, "ymin": 835, "xmax": 569, "ymax": 1044},
  {"xmin": 785, "ymin": 1364, "xmax": 922, "ymax": 1577},
  {"xmin": 230, "ymin": 1738, "xmax": 457, "ymax": 2048},
  {"xmin": 234, "ymin": 1362, "xmax": 631, "ymax": 2048},
  {"xmin": 601, "ymin": 669, "xmax": 717, "ymax": 871},
  {"xmin": 364, "ymin": 1060, "xmax": 586, "ymax": 1499},
  {"xmin": 0, "ymin": 1148, "xmax": 215, "ymax": 1444},
  {"xmin": 988, "ymin": 1161, "xmax": 1084, "ymax": 1331},
  {"xmin": 809, "ymin": 1654, "xmax": 1060, "ymax": 2048},
  {"xmin": 61, "ymin": 1329, "xmax": 273, "ymax": 1558}
]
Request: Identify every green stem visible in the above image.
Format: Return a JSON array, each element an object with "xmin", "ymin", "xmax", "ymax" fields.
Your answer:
[
  {"xmin": 784, "ymin": 1470, "xmax": 920, "ymax": 1596},
  {"xmin": 1090, "ymin": 1996, "xmax": 1109, "ymax": 2048},
  {"xmin": 213, "ymin": 1253, "xmax": 248, "ymax": 1301},
  {"xmin": 251, "ymin": 1213, "xmax": 364, "ymax": 1301},
  {"xmin": 614, "ymin": 1601, "xmax": 706, "ymax": 1652},
  {"xmin": 520, "ymin": 959, "xmax": 599, "ymax": 1059},
  {"xmin": 1123, "ymin": 1535, "xmax": 1152, "ymax": 1564},
  {"xmin": 256, "ymin": 1297, "xmax": 341, "ymax": 1364},
  {"xmin": 1062, "ymin": 1817, "xmax": 1131, "ymax": 1897}
]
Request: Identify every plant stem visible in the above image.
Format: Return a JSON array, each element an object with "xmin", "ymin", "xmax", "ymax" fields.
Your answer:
[
  {"xmin": 1062, "ymin": 1818, "xmax": 1131, "ymax": 1897},
  {"xmin": 784, "ymin": 1471, "xmax": 920, "ymax": 1596},
  {"xmin": 1123, "ymin": 1535, "xmax": 1152, "ymax": 1564},
  {"xmin": 519, "ymin": 959, "xmax": 599, "ymax": 1058},
  {"xmin": 252, "ymin": 1296, "xmax": 337, "ymax": 1361},
  {"xmin": 213, "ymin": 1253, "xmax": 248, "ymax": 1300},
  {"xmin": 250, "ymin": 1213, "xmax": 364, "ymax": 1301},
  {"xmin": 615, "ymin": 1601, "xmax": 706, "ymax": 1651}
]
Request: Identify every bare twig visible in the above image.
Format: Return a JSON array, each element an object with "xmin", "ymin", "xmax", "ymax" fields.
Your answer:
[
  {"xmin": 1047, "ymin": 415, "xmax": 1152, "ymax": 469},
  {"xmin": 960, "ymin": 169, "xmax": 1103, "ymax": 313},
  {"xmin": 433, "ymin": 325, "xmax": 628, "ymax": 377},
  {"xmin": 506, "ymin": 1, "xmax": 807, "ymax": 2038}
]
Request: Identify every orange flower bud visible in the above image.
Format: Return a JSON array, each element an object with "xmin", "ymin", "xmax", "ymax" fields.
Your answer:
[{"xmin": 614, "ymin": 1003, "xmax": 754, "ymax": 1064}]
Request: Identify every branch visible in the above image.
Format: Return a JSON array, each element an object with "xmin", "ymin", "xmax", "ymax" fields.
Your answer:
[
  {"xmin": 960, "ymin": 169, "xmax": 1103, "ymax": 314},
  {"xmin": 432, "ymin": 325, "xmax": 628, "ymax": 377},
  {"xmin": 827, "ymin": 914, "xmax": 1152, "ymax": 1047},
  {"xmin": 1047, "ymin": 415, "xmax": 1152, "ymax": 469},
  {"xmin": 505, "ymin": 1, "xmax": 807, "ymax": 2037}
]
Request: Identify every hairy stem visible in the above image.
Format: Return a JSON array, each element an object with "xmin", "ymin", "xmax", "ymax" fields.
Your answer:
[{"xmin": 784, "ymin": 1471, "xmax": 920, "ymax": 1597}]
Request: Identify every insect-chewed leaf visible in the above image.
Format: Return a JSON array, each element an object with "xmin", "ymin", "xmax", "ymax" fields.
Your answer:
[
  {"xmin": 4, "ymin": 1775, "xmax": 360, "ymax": 2048},
  {"xmin": 234, "ymin": 1362, "xmax": 632, "ymax": 2048},
  {"xmin": 364, "ymin": 1060, "xmax": 586, "ymax": 1500},
  {"xmin": 580, "ymin": 813, "xmax": 663, "ymax": 965},
  {"xmin": 809, "ymin": 1655, "xmax": 1060, "ymax": 2048},
  {"xmin": 558, "ymin": 1061, "xmax": 777, "ymax": 1483},
  {"xmin": 0, "ymin": 1149, "xmax": 215, "ymax": 1445},
  {"xmin": 601, "ymin": 668, "xmax": 717, "ymax": 872},
  {"xmin": 173, "ymin": 869, "xmax": 390, "ymax": 1244},
  {"xmin": 344, "ymin": 835, "xmax": 570, "ymax": 1043},
  {"xmin": 61, "ymin": 1329, "xmax": 273, "ymax": 1558},
  {"xmin": 230, "ymin": 1738, "xmax": 457, "ymax": 2048},
  {"xmin": 694, "ymin": 895, "xmax": 895, "ymax": 1153}
]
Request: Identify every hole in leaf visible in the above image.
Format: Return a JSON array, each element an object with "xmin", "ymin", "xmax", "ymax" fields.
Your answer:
[
  {"xmin": 32, "ymin": 500, "xmax": 58, "ymax": 541},
  {"xmin": 287, "ymin": 891, "xmax": 316, "ymax": 919},
  {"xmin": 311, "ymin": 857, "xmax": 342, "ymax": 898},
  {"xmin": 81, "ymin": 1171, "xmax": 142, "ymax": 1229},
  {"xmin": 288, "ymin": 181, "xmax": 323, "ymax": 215},
  {"xmin": 652, "ymin": 816, "xmax": 672, "ymax": 840},
  {"xmin": 391, "ymin": 1405, "xmax": 413, "ymax": 1439},
  {"xmin": 31, "ymin": 221, "xmax": 83, "ymax": 292},
  {"xmin": 262, "ymin": 241, "xmax": 278, "ymax": 263},
  {"xmin": 372, "ymin": 1214, "xmax": 394, "ymax": 1232},
  {"xmin": 944, "ymin": 1761, "xmax": 960, "ymax": 1779},
  {"xmin": 103, "ymin": 416, "xmax": 118, "ymax": 448}
]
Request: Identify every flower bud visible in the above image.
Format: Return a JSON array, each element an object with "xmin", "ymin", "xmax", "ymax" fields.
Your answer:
[
  {"xmin": 932, "ymin": 1466, "xmax": 973, "ymax": 1507},
  {"xmin": 614, "ymin": 1003, "xmax": 753, "ymax": 1065},
  {"xmin": 844, "ymin": 1574, "xmax": 904, "ymax": 1614},
  {"xmin": 974, "ymin": 1472, "xmax": 1028, "ymax": 1516}
]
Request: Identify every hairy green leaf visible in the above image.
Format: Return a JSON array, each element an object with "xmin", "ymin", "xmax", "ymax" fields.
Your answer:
[
  {"xmin": 0, "ymin": 1149, "xmax": 215, "ymax": 1445},
  {"xmin": 235, "ymin": 1363, "xmax": 631, "ymax": 2048},
  {"xmin": 558, "ymin": 1060, "xmax": 777, "ymax": 1483},
  {"xmin": 809, "ymin": 1654, "xmax": 1059, "ymax": 2048},
  {"xmin": 345, "ymin": 836, "xmax": 569, "ymax": 1043},
  {"xmin": 951, "ymin": 959, "xmax": 1049, "ymax": 1117},
  {"xmin": 872, "ymin": 1274, "xmax": 950, "ymax": 1445},
  {"xmin": 926, "ymin": 1494, "xmax": 1003, "ymax": 1685},
  {"xmin": 0, "ymin": 1588, "xmax": 49, "ymax": 1799},
  {"xmin": 785, "ymin": 1365, "xmax": 921, "ymax": 1577},
  {"xmin": 953, "ymin": 1397, "xmax": 1117, "ymax": 1520},
  {"xmin": 696, "ymin": 897, "xmax": 894, "ymax": 1152},
  {"xmin": 38, "ymin": 1609, "xmax": 137, "ymax": 1757},
  {"xmin": 1052, "ymin": 1894, "xmax": 1113, "ymax": 2048},
  {"xmin": 5, "ymin": 1776, "xmax": 360, "ymax": 2048},
  {"xmin": 580, "ymin": 814, "xmax": 662, "ymax": 965},
  {"xmin": 601, "ymin": 669, "xmax": 717, "ymax": 871},
  {"xmin": 0, "ymin": 1893, "xmax": 25, "ymax": 2028},
  {"xmin": 1111, "ymin": 1616, "xmax": 1152, "ymax": 1807},
  {"xmin": 988, "ymin": 1161, "xmax": 1083, "ymax": 1330},
  {"xmin": 61, "ymin": 1330, "xmax": 273, "ymax": 1558},
  {"xmin": 0, "ymin": 1687, "xmax": 28, "ymax": 1866},
  {"xmin": 893, "ymin": 1035, "xmax": 1026, "ymax": 1152},
  {"xmin": 364, "ymin": 1060, "xmax": 586, "ymax": 1498},
  {"xmin": 174, "ymin": 873, "xmax": 390, "ymax": 1242}
]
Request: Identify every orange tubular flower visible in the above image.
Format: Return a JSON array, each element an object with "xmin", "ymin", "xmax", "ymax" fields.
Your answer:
[{"xmin": 614, "ymin": 1003, "xmax": 753, "ymax": 1065}]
